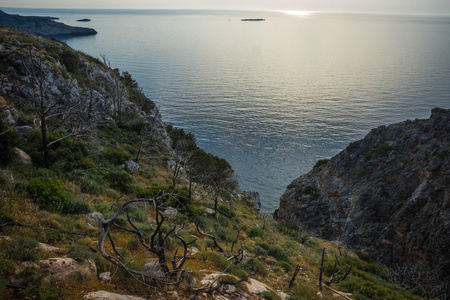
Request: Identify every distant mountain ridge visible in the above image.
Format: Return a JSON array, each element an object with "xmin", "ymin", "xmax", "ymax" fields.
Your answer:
[
  {"xmin": 276, "ymin": 108, "xmax": 450, "ymax": 292},
  {"xmin": 0, "ymin": 10, "xmax": 96, "ymax": 38}
]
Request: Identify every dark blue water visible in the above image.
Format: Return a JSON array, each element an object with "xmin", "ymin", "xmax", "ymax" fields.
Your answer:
[{"xmin": 3, "ymin": 8, "xmax": 450, "ymax": 212}]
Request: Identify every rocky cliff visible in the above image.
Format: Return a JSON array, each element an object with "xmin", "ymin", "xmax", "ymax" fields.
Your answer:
[
  {"xmin": 0, "ymin": 10, "xmax": 97, "ymax": 38},
  {"xmin": 276, "ymin": 108, "xmax": 450, "ymax": 286}
]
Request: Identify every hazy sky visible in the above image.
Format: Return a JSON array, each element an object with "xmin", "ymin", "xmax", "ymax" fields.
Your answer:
[{"xmin": 1, "ymin": 0, "xmax": 450, "ymax": 15}]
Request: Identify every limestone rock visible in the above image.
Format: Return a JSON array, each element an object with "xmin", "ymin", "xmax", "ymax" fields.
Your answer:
[
  {"xmin": 38, "ymin": 242, "xmax": 60, "ymax": 253},
  {"xmin": 204, "ymin": 208, "xmax": 215, "ymax": 216},
  {"xmin": 142, "ymin": 258, "xmax": 165, "ymax": 279},
  {"xmin": 86, "ymin": 212, "xmax": 105, "ymax": 225},
  {"xmin": 276, "ymin": 108, "xmax": 450, "ymax": 290},
  {"xmin": 40, "ymin": 257, "xmax": 97, "ymax": 285},
  {"xmin": 83, "ymin": 291, "xmax": 145, "ymax": 300},
  {"xmin": 14, "ymin": 148, "xmax": 32, "ymax": 165},
  {"xmin": 164, "ymin": 207, "xmax": 178, "ymax": 217},
  {"xmin": 98, "ymin": 272, "xmax": 112, "ymax": 281},
  {"xmin": 120, "ymin": 160, "xmax": 139, "ymax": 173}
]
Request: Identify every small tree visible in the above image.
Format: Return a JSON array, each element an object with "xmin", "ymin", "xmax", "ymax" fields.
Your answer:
[{"xmin": 22, "ymin": 46, "xmax": 90, "ymax": 168}]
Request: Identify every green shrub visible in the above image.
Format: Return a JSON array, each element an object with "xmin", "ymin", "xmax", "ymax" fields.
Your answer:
[
  {"xmin": 26, "ymin": 177, "xmax": 69, "ymax": 212},
  {"xmin": 213, "ymin": 223, "xmax": 234, "ymax": 242},
  {"xmin": 261, "ymin": 290, "xmax": 276, "ymax": 300},
  {"xmin": 256, "ymin": 242, "xmax": 270, "ymax": 251},
  {"xmin": 104, "ymin": 148, "xmax": 133, "ymax": 165},
  {"xmin": 228, "ymin": 266, "xmax": 248, "ymax": 280},
  {"xmin": 254, "ymin": 245, "xmax": 268, "ymax": 257},
  {"xmin": 7, "ymin": 237, "xmax": 40, "ymax": 261},
  {"xmin": 45, "ymin": 229, "xmax": 65, "ymax": 243},
  {"xmin": 61, "ymin": 50, "xmax": 83, "ymax": 73},
  {"xmin": 200, "ymin": 251, "xmax": 229, "ymax": 270},
  {"xmin": 268, "ymin": 245, "xmax": 290, "ymax": 263},
  {"xmin": 285, "ymin": 240, "xmax": 300, "ymax": 251},
  {"xmin": 246, "ymin": 258, "xmax": 268, "ymax": 276},
  {"xmin": 275, "ymin": 261, "xmax": 292, "ymax": 273},
  {"xmin": 106, "ymin": 169, "xmax": 133, "ymax": 193},
  {"xmin": 66, "ymin": 244, "xmax": 93, "ymax": 262},
  {"xmin": 217, "ymin": 203, "xmax": 236, "ymax": 218},
  {"xmin": 248, "ymin": 226, "xmax": 266, "ymax": 238},
  {"xmin": 62, "ymin": 199, "xmax": 92, "ymax": 215}
]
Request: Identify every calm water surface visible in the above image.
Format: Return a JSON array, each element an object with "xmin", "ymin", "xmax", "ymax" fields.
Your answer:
[{"xmin": 4, "ymin": 8, "xmax": 450, "ymax": 212}]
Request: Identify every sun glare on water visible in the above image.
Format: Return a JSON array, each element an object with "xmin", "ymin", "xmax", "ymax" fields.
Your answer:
[{"xmin": 278, "ymin": 10, "xmax": 314, "ymax": 17}]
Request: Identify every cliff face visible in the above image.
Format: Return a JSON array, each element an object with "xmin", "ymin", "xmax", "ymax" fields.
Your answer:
[
  {"xmin": 0, "ymin": 10, "xmax": 97, "ymax": 38},
  {"xmin": 276, "ymin": 108, "xmax": 450, "ymax": 281}
]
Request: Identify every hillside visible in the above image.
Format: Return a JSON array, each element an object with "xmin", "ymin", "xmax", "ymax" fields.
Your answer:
[
  {"xmin": 276, "ymin": 108, "xmax": 450, "ymax": 298},
  {"xmin": 0, "ymin": 27, "xmax": 425, "ymax": 299}
]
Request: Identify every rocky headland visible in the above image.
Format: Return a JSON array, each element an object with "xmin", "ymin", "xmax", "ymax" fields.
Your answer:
[
  {"xmin": 0, "ymin": 10, "xmax": 96, "ymax": 38},
  {"xmin": 276, "ymin": 108, "xmax": 450, "ymax": 290}
]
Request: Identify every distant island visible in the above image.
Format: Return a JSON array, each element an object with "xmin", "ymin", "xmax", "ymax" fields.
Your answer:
[
  {"xmin": 0, "ymin": 10, "xmax": 97, "ymax": 38},
  {"xmin": 241, "ymin": 18, "xmax": 265, "ymax": 21},
  {"xmin": 76, "ymin": 18, "xmax": 91, "ymax": 22}
]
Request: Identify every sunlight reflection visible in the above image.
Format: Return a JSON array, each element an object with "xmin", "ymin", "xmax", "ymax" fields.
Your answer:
[{"xmin": 278, "ymin": 10, "xmax": 314, "ymax": 17}]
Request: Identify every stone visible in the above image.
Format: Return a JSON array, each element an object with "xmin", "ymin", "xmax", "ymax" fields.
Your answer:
[
  {"xmin": 142, "ymin": 258, "xmax": 165, "ymax": 279},
  {"xmin": 204, "ymin": 208, "xmax": 215, "ymax": 216},
  {"xmin": 98, "ymin": 271, "xmax": 112, "ymax": 281},
  {"xmin": 121, "ymin": 160, "xmax": 139, "ymax": 173},
  {"xmin": 40, "ymin": 257, "xmax": 97, "ymax": 285},
  {"xmin": 86, "ymin": 212, "xmax": 105, "ymax": 225},
  {"xmin": 13, "ymin": 148, "xmax": 32, "ymax": 164},
  {"xmin": 164, "ymin": 207, "xmax": 178, "ymax": 217},
  {"xmin": 83, "ymin": 291, "xmax": 145, "ymax": 300},
  {"xmin": 38, "ymin": 242, "xmax": 60, "ymax": 253},
  {"xmin": 246, "ymin": 278, "xmax": 270, "ymax": 294},
  {"xmin": 190, "ymin": 246, "xmax": 200, "ymax": 254}
]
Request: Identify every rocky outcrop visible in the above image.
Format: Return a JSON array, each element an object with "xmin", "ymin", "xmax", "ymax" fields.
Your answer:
[
  {"xmin": 276, "ymin": 108, "xmax": 450, "ymax": 285},
  {"xmin": 0, "ymin": 10, "xmax": 97, "ymax": 38}
]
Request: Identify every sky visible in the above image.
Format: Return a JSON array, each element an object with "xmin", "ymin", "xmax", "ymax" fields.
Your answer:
[{"xmin": 1, "ymin": 0, "xmax": 450, "ymax": 15}]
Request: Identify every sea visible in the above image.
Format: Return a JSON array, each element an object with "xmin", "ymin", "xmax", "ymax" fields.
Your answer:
[{"xmin": 2, "ymin": 8, "xmax": 450, "ymax": 212}]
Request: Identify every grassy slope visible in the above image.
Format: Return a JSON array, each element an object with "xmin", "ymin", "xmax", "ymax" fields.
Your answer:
[{"xmin": 0, "ymin": 27, "xmax": 421, "ymax": 300}]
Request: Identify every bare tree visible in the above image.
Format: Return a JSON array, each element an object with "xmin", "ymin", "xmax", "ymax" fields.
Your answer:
[
  {"xmin": 22, "ymin": 46, "xmax": 90, "ymax": 167},
  {"xmin": 99, "ymin": 192, "xmax": 249, "ymax": 296}
]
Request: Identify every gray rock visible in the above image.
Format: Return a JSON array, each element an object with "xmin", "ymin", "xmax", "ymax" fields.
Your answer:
[
  {"xmin": 14, "ymin": 148, "xmax": 32, "ymax": 165},
  {"xmin": 120, "ymin": 160, "xmax": 139, "ymax": 173},
  {"xmin": 276, "ymin": 108, "xmax": 450, "ymax": 291},
  {"xmin": 40, "ymin": 257, "xmax": 97, "ymax": 285},
  {"xmin": 83, "ymin": 291, "xmax": 145, "ymax": 300},
  {"xmin": 164, "ymin": 207, "xmax": 178, "ymax": 217},
  {"xmin": 204, "ymin": 208, "xmax": 215, "ymax": 216},
  {"xmin": 86, "ymin": 212, "xmax": 105, "ymax": 225},
  {"xmin": 142, "ymin": 258, "xmax": 165, "ymax": 279},
  {"xmin": 98, "ymin": 271, "xmax": 111, "ymax": 281}
]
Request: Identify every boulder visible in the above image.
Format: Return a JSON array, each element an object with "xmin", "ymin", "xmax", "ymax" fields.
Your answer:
[
  {"xmin": 13, "ymin": 148, "xmax": 32, "ymax": 165},
  {"xmin": 142, "ymin": 258, "xmax": 165, "ymax": 279},
  {"xmin": 40, "ymin": 257, "xmax": 97, "ymax": 285},
  {"xmin": 204, "ymin": 208, "xmax": 215, "ymax": 216},
  {"xmin": 120, "ymin": 160, "xmax": 139, "ymax": 173},
  {"xmin": 83, "ymin": 291, "xmax": 146, "ymax": 300},
  {"xmin": 164, "ymin": 207, "xmax": 178, "ymax": 217},
  {"xmin": 98, "ymin": 271, "xmax": 112, "ymax": 281},
  {"xmin": 86, "ymin": 212, "xmax": 105, "ymax": 225}
]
